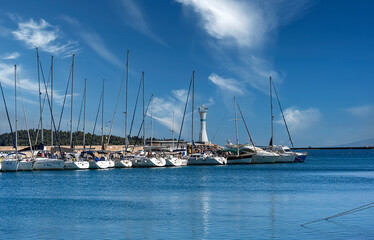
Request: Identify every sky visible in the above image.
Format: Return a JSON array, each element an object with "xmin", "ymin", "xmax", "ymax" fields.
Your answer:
[{"xmin": 0, "ymin": 0, "xmax": 373, "ymax": 147}]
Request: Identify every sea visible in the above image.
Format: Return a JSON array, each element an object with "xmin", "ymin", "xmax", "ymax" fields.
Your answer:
[{"xmin": 1, "ymin": 149, "xmax": 373, "ymax": 239}]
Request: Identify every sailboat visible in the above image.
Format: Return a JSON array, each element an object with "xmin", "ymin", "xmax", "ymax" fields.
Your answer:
[
  {"xmin": 32, "ymin": 49, "xmax": 64, "ymax": 170},
  {"xmin": 263, "ymin": 76, "xmax": 295, "ymax": 163},
  {"xmin": 186, "ymin": 71, "xmax": 226, "ymax": 165},
  {"xmin": 64, "ymin": 60, "xmax": 89, "ymax": 170}
]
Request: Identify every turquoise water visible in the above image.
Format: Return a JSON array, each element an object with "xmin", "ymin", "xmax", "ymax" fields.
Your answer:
[{"xmin": 1, "ymin": 150, "xmax": 373, "ymax": 239}]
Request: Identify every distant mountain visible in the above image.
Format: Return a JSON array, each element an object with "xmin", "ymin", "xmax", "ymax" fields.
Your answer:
[{"xmin": 336, "ymin": 138, "xmax": 374, "ymax": 147}]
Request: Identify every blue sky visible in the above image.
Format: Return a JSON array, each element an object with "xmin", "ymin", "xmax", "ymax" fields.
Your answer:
[{"xmin": 0, "ymin": 0, "xmax": 373, "ymax": 147}]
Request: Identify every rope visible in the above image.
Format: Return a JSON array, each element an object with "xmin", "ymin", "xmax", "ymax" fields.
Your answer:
[{"xmin": 301, "ymin": 201, "xmax": 374, "ymax": 226}]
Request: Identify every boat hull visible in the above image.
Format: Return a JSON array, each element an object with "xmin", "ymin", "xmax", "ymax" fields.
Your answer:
[
  {"xmin": 89, "ymin": 160, "xmax": 109, "ymax": 169},
  {"xmin": 64, "ymin": 161, "xmax": 90, "ymax": 170},
  {"xmin": 187, "ymin": 156, "xmax": 226, "ymax": 165},
  {"xmin": 107, "ymin": 160, "xmax": 115, "ymax": 168},
  {"xmin": 33, "ymin": 158, "xmax": 65, "ymax": 170},
  {"xmin": 18, "ymin": 160, "xmax": 33, "ymax": 171},
  {"xmin": 274, "ymin": 154, "xmax": 295, "ymax": 163},
  {"xmin": 227, "ymin": 154, "xmax": 253, "ymax": 164},
  {"xmin": 133, "ymin": 157, "xmax": 166, "ymax": 167},
  {"xmin": 1, "ymin": 160, "xmax": 18, "ymax": 172},
  {"xmin": 165, "ymin": 157, "xmax": 187, "ymax": 167},
  {"xmin": 114, "ymin": 159, "xmax": 132, "ymax": 168},
  {"xmin": 251, "ymin": 153, "xmax": 278, "ymax": 164}
]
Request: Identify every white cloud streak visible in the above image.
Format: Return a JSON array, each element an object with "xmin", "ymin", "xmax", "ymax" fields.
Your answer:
[
  {"xmin": 12, "ymin": 18, "xmax": 78, "ymax": 56},
  {"xmin": 61, "ymin": 16, "xmax": 122, "ymax": 68},
  {"xmin": 344, "ymin": 105, "xmax": 374, "ymax": 117},
  {"xmin": 276, "ymin": 107, "xmax": 321, "ymax": 131},
  {"xmin": 208, "ymin": 73, "xmax": 244, "ymax": 95},
  {"xmin": 1, "ymin": 52, "xmax": 20, "ymax": 60}
]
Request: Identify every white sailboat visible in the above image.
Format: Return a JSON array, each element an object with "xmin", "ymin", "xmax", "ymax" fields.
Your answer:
[
  {"xmin": 110, "ymin": 152, "xmax": 132, "ymax": 168},
  {"xmin": 187, "ymin": 153, "xmax": 227, "ymax": 165},
  {"xmin": 132, "ymin": 155, "xmax": 166, "ymax": 167}
]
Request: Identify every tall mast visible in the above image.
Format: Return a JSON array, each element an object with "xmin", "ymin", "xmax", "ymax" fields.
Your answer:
[
  {"xmin": 234, "ymin": 96, "xmax": 239, "ymax": 156},
  {"xmin": 142, "ymin": 71, "xmax": 145, "ymax": 146},
  {"xmin": 150, "ymin": 94, "xmax": 153, "ymax": 147},
  {"xmin": 36, "ymin": 47, "xmax": 43, "ymax": 146},
  {"xmin": 270, "ymin": 76, "xmax": 274, "ymax": 149},
  {"xmin": 191, "ymin": 70, "xmax": 195, "ymax": 154},
  {"xmin": 70, "ymin": 54, "xmax": 75, "ymax": 148},
  {"xmin": 83, "ymin": 79, "xmax": 87, "ymax": 149},
  {"xmin": 51, "ymin": 56, "xmax": 53, "ymax": 148},
  {"xmin": 14, "ymin": 65, "xmax": 18, "ymax": 156},
  {"xmin": 172, "ymin": 111, "xmax": 175, "ymax": 150},
  {"xmin": 101, "ymin": 79, "xmax": 104, "ymax": 150},
  {"xmin": 125, "ymin": 50, "xmax": 129, "ymax": 150}
]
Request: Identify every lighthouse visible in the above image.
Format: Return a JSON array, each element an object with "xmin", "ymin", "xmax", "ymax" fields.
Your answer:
[{"xmin": 198, "ymin": 105, "xmax": 209, "ymax": 144}]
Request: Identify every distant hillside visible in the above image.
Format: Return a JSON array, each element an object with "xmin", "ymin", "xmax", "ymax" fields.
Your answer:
[
  {"xmin": 336, "ymin": 138, "xmax": 374, "ymax": 147},
  {"xmin": 0, "ymin": 129, "xmax": 167, "ymax": 146}
]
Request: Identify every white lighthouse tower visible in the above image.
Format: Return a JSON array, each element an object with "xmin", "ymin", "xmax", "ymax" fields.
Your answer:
[{"xmin": 198, "ymin": 105, "xmax": 209, "ymax": 144}]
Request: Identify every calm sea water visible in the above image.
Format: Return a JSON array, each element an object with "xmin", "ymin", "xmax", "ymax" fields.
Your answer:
[{"xmin": 1, "ymin": 149, "xmax": 374, "ymax": 239}]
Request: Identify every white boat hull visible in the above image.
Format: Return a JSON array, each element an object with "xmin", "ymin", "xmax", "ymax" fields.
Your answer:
[
  {"xmin": 107, "ymin": 160, "xmax": 115, "ymax": 168},
  {"xmin": 114, "ymin": 159, "xmax": 132, "ymax": 168},
  {"xmin": 89, "ymin": 160, "xmax": 109, "ymax": 169},
  {"xmin": 1, "ymin": 160, "xmax": 18, "ymax": 172},
  {"xmin": 18, "ymin": 159, "xmax": 33, "ymax": 171},
  {"xmin": 133, "ymin": 157, "xmax": 166, "ymax": 167},
  {"xmin": 274, "ymin": 154, "xmax": 295, "ymax": 163},
  {"xmin": 187, "ymin": 156, "xmax": 226, "ymax": 165},
  {"xmin": 64, "ymin": 161, "xmax": 90, "ymax": 170},
  {"xmin": 165, "ymin": 157, "xmax": 187, "ymax": 167},
  {"xmin": 33, "ymin": 158, "xmax": 65, "ymax": 170}
]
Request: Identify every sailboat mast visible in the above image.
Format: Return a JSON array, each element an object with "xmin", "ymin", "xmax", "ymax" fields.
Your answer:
[
  {"xmin": 172, "ymin": 111, "xmax": 175, "ymax": 150},
  {"xmin": 36, "ymin": 48, "xmax": 43, "ymax": 146},
  {"xmin": 101, "ymin": 79, "xmax": 104, "ymax": 150},
  {"xmin": 70, "ymin": 54, "xmax": 75, "ymax": 148},
  {"xmin": 51, "ymin": 56, "xmax": 53, "ymax": 148},
  {"xmin": 270, "ymin": 76, "xmax": 274, "ymax": 149},
  {"xmin": 151, "ymin": 95, "xmax": 153, "ymax": 147},
  {"xmin": 83, "ymin": 79, "xmax": 86, "ymax": 149},
  {"xmin": 125, "ymin": 50, "xmax": 129, "ymax": 150},
  {"xmin": 14, "ymin": 65, "xmax": 18, "ymax": 156},
  {"xmin": 142, "ymin": 71, "xmax": 145, "ymax": 146},
  {"xmin": 234, "ymin": 96, "xmax": 239, "ymax": 156},
  {"xmin": 191, "ymin": 70, "xmax": 195, "ymax": 154}
]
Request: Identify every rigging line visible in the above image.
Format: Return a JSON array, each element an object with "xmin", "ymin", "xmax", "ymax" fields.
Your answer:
[
  {"xmin": 39, "ymin": 59, "xmax": 62, "ymax": 154},
  {"xmin": 17, "ymin": 70, "xmax": 34, "ymax": 154},
  {"xmin": 73, "ymin": 84, "xmax": 85, "ymax": 146},
  {"xmin": 237, "ymin": 103, "xmax": 256, "ymax": 150},
  {"xmin": 272, "ymin": 81, "xmax": 294, "ymax": 148},
  {"xmin": 301, "ymin": 201, "xmax": 374, "ymax": 226},
  {"xmin": 107, "ymin": 67, "xmax": 127, "ymax": 146},
  {"xmin": 89, "ymin": 91, "xmax": 103, "ymax": 149},
  {"xmin": 134, "ymin": 94, "xmax": 153, "ymax": 146},
  {"xmin": 176, "ymin": 73, "xmax": 193, "ymax": 149},
  {"xmin": 129, "ymin": 74, "xmax": 143, "ymax": 138},
  {"xmin": 34, "ymin": 64, "xmax": 52, "ymax": 146},
  {"xmin": 0, "ymin": 82, "xmax": 15, "ymax": 148},
  {"xmin": 57, "ymin": 68, "xmax": 72, "ymax": 132},
  {"xmin": 211, "ymin": 113, "xmax": 228, "ymax": 142}
]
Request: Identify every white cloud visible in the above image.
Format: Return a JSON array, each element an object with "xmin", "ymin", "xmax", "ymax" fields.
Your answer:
[
  {"xmin": 176, "ymin": 0, "xmax": 265, "ymax": 47},
  {"xmin": 0, "ymin": 62, "xmax": 67, "ymax": 105},
  {"xmin": 12, "ymin": 18, "xmax": 78, "ymax": 56},
  {"xmin": 276, "ymin": 107, "xmax": 321, "ymax": 131},
  {"xmin": 208, "ymin": 73, "xmax": 244, "ymax": 95},
  {"xmin": 1, "ymin": 52, "xmax": 20, "ymax": 60},
  {"xmin": 61, "ymin": 15, "xmax": 122, "ymax": 68},
  {"xmin": 344, "ymin": 105, "xmax": 374, "ymax": 117}
]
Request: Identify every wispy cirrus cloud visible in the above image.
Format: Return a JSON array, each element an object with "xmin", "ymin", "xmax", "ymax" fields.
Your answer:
[
  {"xmin": 112, "ymin": 0, "xmax": 167, "ymax": 46},
  {"xmin": 0, "ymin": 62, "xmax": 68, "ymax": 105},
  {"xmin": 176, "ymin": 0, "xmax": 314, "ymax": 92},
  {"xmin": 208, "ymin": 73, "xmax": 244, "ymax": 95},
  {"xmin": 61, "ymin": 15, "xmax": 122, "ymax": 68},
  {"xmin": 0, "ymin": 52, "xmax": 20, "ymax": 60},
  {"xmin": 276, "ymin": 107, "xmax": 321, "ymax": 131},
  {"xmin": 12, "ymin": 18, "xmax": 78, "ymax": 57},
  {"xmin": 344, "ymin": 105, "xmax": 374, "ymax": 117}
]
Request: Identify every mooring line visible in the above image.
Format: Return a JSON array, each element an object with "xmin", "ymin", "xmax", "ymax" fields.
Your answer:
[{"xmin": 301, "ymin": 201, "xmax": 374, "ymax": 226}]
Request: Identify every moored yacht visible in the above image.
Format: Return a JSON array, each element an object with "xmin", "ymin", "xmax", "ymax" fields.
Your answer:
[
  {"xmin": 63, "ymin": 153, "xmax": 89, "ymax": 170},
  {"xmin": 187, "ymin": 153, "xmax": 227, "ymax": 165},
  {"xmin": 0, "ymin": 155, "xmax": 19, "ymax": 172},
  {"xmin": 132, "ymin": 154, "xmax": 166, "ymax": 168},
  {"xmin": 110, "ymin": 152, "xmax": 132, "ymax": 168}
]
